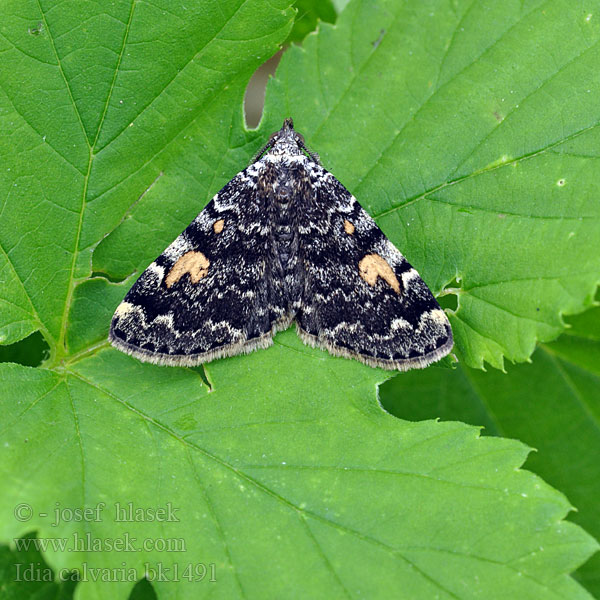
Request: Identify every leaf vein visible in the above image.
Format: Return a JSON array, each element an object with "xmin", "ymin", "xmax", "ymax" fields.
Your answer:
[
  {"xmin": 34, "ymin": 0, "xmax": 91, "ymax": 147},
  {"xmin": 372, "ymin": 118, "xmax": 600, "ymax": 219},
  {"xmin": 92, "ymin": 0, "xmax": 137, "ymax": 149},
  {"xmin": 300, "ymin": 516, "xmax": 353, "ymax": 599},
  {"xmin": 65, "ymin": 367, "xmax": 474, "ymax": 597},
  {"xmin": 94, "ymin": 0, "xmax": 258, "ymax": 153},
  {"xmin": 448, "ymin": 34, "xmax": 600, "ymax": 179}
]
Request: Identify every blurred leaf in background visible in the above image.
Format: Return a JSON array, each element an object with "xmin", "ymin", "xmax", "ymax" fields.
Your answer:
[{"xmin": 0, "ymin": 532, "xmax": 77, "ymax": 600}]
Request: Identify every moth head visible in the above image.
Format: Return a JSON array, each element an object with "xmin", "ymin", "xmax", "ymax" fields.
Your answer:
[
  {"xmin": 262, "ymin": 118, "xmax": 317, "ymax": 162},
  {"xmin": 270, "ymin": 118, "xmax": 302, "ymax": 146}
]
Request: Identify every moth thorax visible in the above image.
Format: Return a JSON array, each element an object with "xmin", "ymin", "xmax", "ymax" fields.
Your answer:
[{"xmin": 269, "ymin": 133, "xmax": 303, "ymax": 157}]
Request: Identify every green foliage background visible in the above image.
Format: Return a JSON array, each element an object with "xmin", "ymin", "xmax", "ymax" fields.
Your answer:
[{"xmin": 1, "ymin": 0, "xmax": 599, "ymax": 598}]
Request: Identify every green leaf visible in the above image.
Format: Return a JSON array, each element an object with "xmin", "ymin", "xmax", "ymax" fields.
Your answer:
[
  {"xmin": 261, "ymin": 0, "xmax": 600, "ymax": 369},
  {"xmin": 0, "ymin": 0, "xmax": 295, "ymax": 357},
  {"xmin": 285, "ymin": 0, "xmax": 337, "ymax": 45},
  {"xmin": 1, "ymin": 341, "xmax": 597, "ymax": 599},
  {"xmin": 381, "ymin": 303, "xmax": 600, "ymax": 596},
  {"xmin": 0, "ymin": 331, "xmax": 48, "ymax": 367},
  {"xmin": 1, "ymin": 0, "xmax": 598, "ymax": 598}
]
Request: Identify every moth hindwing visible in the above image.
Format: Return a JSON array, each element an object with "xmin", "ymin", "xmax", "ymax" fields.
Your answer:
[{"xmin": 109, "ymin": 118, "xmax": 453, "ymax": 370}]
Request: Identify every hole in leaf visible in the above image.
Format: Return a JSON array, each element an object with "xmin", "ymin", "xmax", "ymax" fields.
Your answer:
[
  {"xmin": 91, "ymin": 270, "xmax": 132, "ymax": 284},
  {"xmin": 437, "ymin": 277, "xmax": 461, "ymax": 312},
  {"xmin": 0, "ymin": 331, "xmax": 49, "ymax": 367},
  {"xmin": 243, "ymin": 1, "xmax": 338, "ymax": 129},
  {"xmin": 438, "ymin": 292, "xmax": 458, "ymax": 312},
  {"xmin": 27, "ymin": 22, "xmax": 44, "ymax": 35},
  {"xmin": 244, "ymin": 51, "xmax": 283, "ymax": 129},
  {"xmin": 190, "ymin": 365, "xmax": 213, "ymax": 391}
]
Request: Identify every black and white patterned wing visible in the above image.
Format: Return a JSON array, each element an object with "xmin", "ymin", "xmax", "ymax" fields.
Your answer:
[
  {"xmin": 109, "ymin": 165, "xmax": 290, "ymax": 366},
  {"xmin": 296, "ymin": 165, "xmax": 453, "ymax": 370}
]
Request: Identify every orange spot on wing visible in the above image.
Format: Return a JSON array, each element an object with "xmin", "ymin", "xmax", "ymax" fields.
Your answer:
[
  {"xmin": 358, "ymin": 253, "xmax": 401, "ymax": 294},
  {"xmin": 165, "ymin": 251, "xmax": 210, "ymax": 288}
]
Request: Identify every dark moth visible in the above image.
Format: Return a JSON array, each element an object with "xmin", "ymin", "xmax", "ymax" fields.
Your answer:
[{"xmin": 109, "ymin": 119, "xmax": 453, "ymax": 370}]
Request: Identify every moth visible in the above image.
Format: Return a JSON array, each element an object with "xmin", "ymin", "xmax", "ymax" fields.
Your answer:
[{"xmin": 109, "ymin": 119, "xmax": 453, "ymax": 370}]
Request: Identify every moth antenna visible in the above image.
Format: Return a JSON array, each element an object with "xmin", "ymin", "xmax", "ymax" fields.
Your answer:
[
  {"xmin": 298, "ymin": 138, "xmax": 321, "ymax": 165},
  {"xmin": 250, "ymin": 139, "xmax": 274, "ymax": 164}
]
